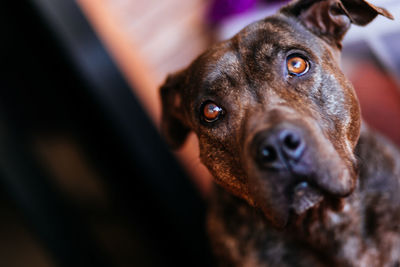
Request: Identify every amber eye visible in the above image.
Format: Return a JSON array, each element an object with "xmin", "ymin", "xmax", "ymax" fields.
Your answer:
[
  {"xmin": 201, "ymin": 101, "xmax": 224, "ymax": 123},
  {"xmin": 287, "ymin": 55, "xmax": 309, "ymax": 76}
]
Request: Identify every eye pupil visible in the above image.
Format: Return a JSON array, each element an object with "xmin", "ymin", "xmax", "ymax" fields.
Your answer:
[
  {"xmin": 287, "ymin": 56, "xmax": 309, "ymax": 76},
  {"xmin": 291, "ymin": 60, "xmax": 301, "ymax": 69},
  {"xmin": 202, "ymin": 102, "xmax": 223, "ymax": 122}
]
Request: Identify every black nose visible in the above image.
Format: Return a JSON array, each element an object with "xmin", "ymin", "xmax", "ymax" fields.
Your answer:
[{"xmin": 253, "ymin": 125, "xmax": 306, "ymax": 170}]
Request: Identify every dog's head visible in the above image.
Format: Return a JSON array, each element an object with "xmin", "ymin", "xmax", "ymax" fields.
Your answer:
[{"xmin": 160, "ymin": 0, "xmax": 393, "ymax": 228}]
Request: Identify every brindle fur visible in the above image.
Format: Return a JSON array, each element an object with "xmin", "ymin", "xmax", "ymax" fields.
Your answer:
[{"xmin": 160, "ymin": 0, "xmax": 400, "ymax": 266}]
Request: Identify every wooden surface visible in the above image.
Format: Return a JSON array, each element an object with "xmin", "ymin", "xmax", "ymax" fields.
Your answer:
[{"xmin": 78, "ymin": 0, "xmax": 214, "ymax": 195}]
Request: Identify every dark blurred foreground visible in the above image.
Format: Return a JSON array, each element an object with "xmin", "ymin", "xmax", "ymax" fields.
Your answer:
[{"xmin": 0, "ymin": 1, "xmax": 214, "ymax": 266}]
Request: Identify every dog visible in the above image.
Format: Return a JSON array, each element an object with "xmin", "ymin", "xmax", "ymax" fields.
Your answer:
[{"xmin": 159, "ymin": 0, "xmax": 400, "ymax": 266}]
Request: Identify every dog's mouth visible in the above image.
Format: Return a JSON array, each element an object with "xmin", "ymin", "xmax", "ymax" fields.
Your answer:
[
  {"xmin": 291, "ymin": 181, "xmax": 324, "ymax": 215},
  {"xmin": 253, "ymin": 177, "xmax": 327, "ymax": 228},
  {"xmin": 244, "ymin": 124, "xmax": 358, "ymax": 228}
]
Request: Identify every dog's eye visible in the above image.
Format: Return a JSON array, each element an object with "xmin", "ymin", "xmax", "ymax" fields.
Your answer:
[
  {"xmin": 287, "ymin": 55, "xmax": 309, "ymax": 76},
  {"xmin": 201, "ymin": 101, "xmax": 224, "ymax": 123}
]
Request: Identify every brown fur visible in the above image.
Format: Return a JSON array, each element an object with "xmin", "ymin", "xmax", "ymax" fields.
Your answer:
[{"xmin": 160, "ymin": 0, "xmax": 399, "ymax": 266}]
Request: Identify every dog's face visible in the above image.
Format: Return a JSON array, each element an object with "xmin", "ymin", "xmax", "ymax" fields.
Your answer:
[{"xmin": 160, "ymin": 0, "xmax": 392, "ymax": 228}]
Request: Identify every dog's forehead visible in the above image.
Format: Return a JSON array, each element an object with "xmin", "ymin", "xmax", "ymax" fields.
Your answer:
[
  {"xmin": 237, "ymin": 15, "xmax": 301, "ymax": 48},
  {"xmin": 202, "ymin": 49, "xmax": 241, "ymax": 86},
  {"xmin": 199, "ymin": 15, "xmax": 322, "ymax": 88}
]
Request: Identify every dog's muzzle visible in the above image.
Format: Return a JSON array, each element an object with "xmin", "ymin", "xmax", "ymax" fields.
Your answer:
[
  {"xmin": 250, "ymin": 123, "xmax": 324, "ymax": 215},
  {"xmin": 245, "ymin": 120, "xmax": 357, "ymax": 228}
]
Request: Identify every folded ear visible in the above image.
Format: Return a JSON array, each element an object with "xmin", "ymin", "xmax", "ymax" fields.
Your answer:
[
  {"xmin": 159, "ymin": 70, "xmax": 191, "ymax": 149},
  {"xmin": 281, "ymin": 0, "xmax": 394, "ymax": 48}
]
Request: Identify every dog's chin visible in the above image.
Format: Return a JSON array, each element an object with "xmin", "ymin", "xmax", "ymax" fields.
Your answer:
[
  {"xmin": 291, "ymin": 181, "xmax": 324, "ymax": 215},
  {"xmin": 257, "ymin": 180, "xmax": 325, "ymax": 229},
  {"xmin": 256, "ymin": 169, "xmax": 356, "ymax": 229}
]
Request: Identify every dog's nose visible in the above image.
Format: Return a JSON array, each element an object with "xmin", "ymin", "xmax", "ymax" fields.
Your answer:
[{"xmin": 253, "ymin": 125, "xmax": 306, "ymax": 170}]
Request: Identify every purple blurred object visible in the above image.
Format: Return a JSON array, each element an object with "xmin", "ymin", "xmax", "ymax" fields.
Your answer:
[
  {"xmin": 207, "ymin": 0, "xmax": 258, "ymax": 24},
  {"xmin": 207, "ymin": 0, "xmax": 289, "ymax": 25}
]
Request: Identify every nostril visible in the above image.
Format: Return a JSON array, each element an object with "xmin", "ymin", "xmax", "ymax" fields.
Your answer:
[
  {"xmin": 283, "ymin": 133, "xmax": 301, "ymax": 150},
  {"xmin": 280, "ymin": 130, "xmax": 305, "ymax": 161},
  {"xmin": 259, "ymin": 145, "xmax": 277, "ymax": 163}
]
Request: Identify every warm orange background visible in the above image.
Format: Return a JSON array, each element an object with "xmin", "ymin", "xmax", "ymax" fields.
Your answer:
[{"xmin": 78, "ymin": 0, "xmax": 400, "ymax": 196}]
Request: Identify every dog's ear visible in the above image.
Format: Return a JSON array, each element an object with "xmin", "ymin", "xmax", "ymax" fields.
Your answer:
[
  {"xmin": 281, "ymin": 0, "xmax": 393, "ymax": 48},
  {"xmin": 159, "ymin": 70, "xmax": 191, "ymax": 149}
]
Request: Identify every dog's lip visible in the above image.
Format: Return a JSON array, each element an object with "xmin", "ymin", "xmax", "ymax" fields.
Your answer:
[{"xmin": 290, "ymin": 180, "xmax": 324, "ymax": 215}]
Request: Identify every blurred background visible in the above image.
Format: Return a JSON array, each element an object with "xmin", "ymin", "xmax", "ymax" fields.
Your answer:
[{"xmin": 0, "ymin": 0, "xmax": 399, "ymax": 266}]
